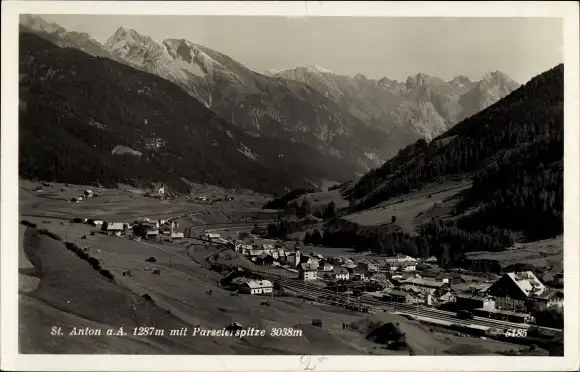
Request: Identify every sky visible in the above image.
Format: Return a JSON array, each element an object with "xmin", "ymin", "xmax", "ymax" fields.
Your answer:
[{"xmin": 38, "ymin": 15, "xmax": 563, "ymax": 84}]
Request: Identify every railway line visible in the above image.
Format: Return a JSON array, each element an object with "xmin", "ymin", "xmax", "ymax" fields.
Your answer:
[{"xmin": 188, "ymin": 235, "xmax": 562, "ymax": 335}]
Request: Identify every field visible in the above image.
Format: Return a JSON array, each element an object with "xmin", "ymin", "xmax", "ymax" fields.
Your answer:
[
  {"xmin": 20, "ymin": 180, "xmax": 275, "ymax": 224},
  {"xmin": 18, "ymin": 180, "xmax": 533, "ymax": 355},
  {"xmin": 465, "ymin": 236, "xmax": 564, "ymax": 275},
  {"xmin": 342, "ymin": 181, "xmax": 471, "ymax": 234},
  {"xmin": 343, "ymin": 182, "xmax": 470, "ymax": 234},
  {"xmin": 290, "ymin": 189, "xmax": 350, "ymax": 210}
]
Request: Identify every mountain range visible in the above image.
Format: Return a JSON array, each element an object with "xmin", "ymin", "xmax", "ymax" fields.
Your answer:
[
  {"xmin": 266, "ymin": 66, "xmax": 520, "ymax": 140},
  {"xmin": 19, "ymin": 14, "xmax": 521, "ymax": 194}
]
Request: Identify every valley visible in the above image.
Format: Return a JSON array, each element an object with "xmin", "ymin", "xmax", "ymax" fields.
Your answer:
[{"xmin": 14, "ymin": 14, "xmax": 565, "ymax": 358}]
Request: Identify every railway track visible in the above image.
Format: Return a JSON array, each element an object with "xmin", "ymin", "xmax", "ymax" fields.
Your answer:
[{"xmin": 189, "ymin": 239, "xmax": 562, "ymax": 335}]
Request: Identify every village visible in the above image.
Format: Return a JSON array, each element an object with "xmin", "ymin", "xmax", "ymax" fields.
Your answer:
[
  {"xmin": 70, "ymin": 200, "xmax": 564, "ymax": 337},
  {"xmin": 18, "ymin": 179, "xmax": 566, "ymax": 356}
]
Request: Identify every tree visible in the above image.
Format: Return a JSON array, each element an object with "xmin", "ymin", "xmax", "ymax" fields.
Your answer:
[
  {"xmin": 310, "ymin": 229, "xmax": 322, "ymax": 246},
  {"xmin": 303, "ymin": 231, "xmax": 312, "ymax": 245},
  {"xmin": 299, "ymin": 198, "xmax": 313, "ymax": 218},
  {"xmin": 323, "ymin": 201, "xmax": 337, "ymax": 219},
  {"xmin": 391, "ymin": 215, "xmax": 397, "ymax": 224}
]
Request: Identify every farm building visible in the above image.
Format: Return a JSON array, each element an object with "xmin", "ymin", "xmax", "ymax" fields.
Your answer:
[
  {"xmin": 332, "ymin": 267, "xmax": 350, "ymax": 281},
  {"xmin": 438, "ymin": 273, "xmax": 465, "ymax": 285},
  {"xmin": 348, "ymin": 266, "xmax": 369, "ymax": 281},
  {"xmin": 298, "ymin": 263, "xmax": 318, "ymax": 281},
  {"xmin": 171, "ymin": 232, "xmax": 184, "ymax": 242},
  {"xmin": 205, "ymin": 232, "xmax": 221, "ymax": 240},
  {"xmin": 318, "ymin": 260, "xmax": 334, "ymax": 272},
  {"xmin": 84, "ymin": 190, "xmax": 93, "ymax": 197},
  {"xmin": 255, "ymin": 252, "xmax": 275, "ymax": 266},
  {"xmin": 102, "ymin": 222, "xmax": 125, "ymax": 235},
  {"xmin": 146, "ymin": 229, "xmax": 160, "ymax": 240},
  {"xmin": 232, "ymin": 278, "xmax": 273, "ymax": 295}
]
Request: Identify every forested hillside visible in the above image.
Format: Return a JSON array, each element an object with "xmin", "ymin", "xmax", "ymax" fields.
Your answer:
[
  {"xmin": 18, "ymin": 31, "xmax": 352, "ymax": 194},
  {"xmin": 347, "ymin": 64, "xmax": 564, "ymax": 239},
  {"xmin": 296, "ymin": 65, "xmax": 566, "ymax": 267}
]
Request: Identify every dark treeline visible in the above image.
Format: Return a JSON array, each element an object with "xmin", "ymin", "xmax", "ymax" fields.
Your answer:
[
  {"xmin": 18, "ymin": 32, "xmax": 351, "ymax": 194},
  {"xmin": 263, "ymin": 188, "xmax": 316, "ymax": 209},
  {"xmin": 312, "ymin": 218, "xmax": 514, "ymax": 267},
  {"xmin": 345, "ymin": 65, "xmax": 564, "ymax": 240}
]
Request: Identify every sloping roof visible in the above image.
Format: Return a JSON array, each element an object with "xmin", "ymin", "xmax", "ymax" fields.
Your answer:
[
  {"xmin": 402, "ymin": 277, "xmax": 445, "ymax": 288},
  {"xmin": 258, "ymin": 252, "xmax": 273, "ymax": 259},
  {"xmin": 245, "ymin": 279, "xmax": 273, "ymax": 289},
  {"xmin": 506, "ymin": 271, "xmax": 546, "ymax": 297},
  {"xmin": 106, "ymin": 222, "xmax": 125, "ymax": 230},
  {"xmin": 383, "ymin": 289, "xmax": 409, "ymax": 297},
  {"xmin": 300, "ymin": 263, "xmax": 318, "ymax": 271},
  {"xmin": 334, "ymin": 267, "xmax": 349, "ymax": 275},
  {"xmin": 456, "ymin": 293, "xmax": 494, "ymax": 301},
  {"xmin": 530, "ymin": 287, "xmax": 563, "ymax": 300}
]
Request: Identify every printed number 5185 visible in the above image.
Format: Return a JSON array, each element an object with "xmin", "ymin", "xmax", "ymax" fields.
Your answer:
[{"xmin": 505, "ymin": 329, "xmax": 527, "ymax": 337}]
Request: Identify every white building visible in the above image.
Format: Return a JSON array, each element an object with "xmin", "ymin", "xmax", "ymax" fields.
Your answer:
[
  {"xmin": 299, "ymin": 263, "xmax": 318, "ymax": 281},
  {"xmin": 103, "ymin": 222, "xmax": 125, "ymax": 234},
  {"xmin": 205, "ymin": 232, "xmax": 221, "ymax": 240},
  {"xmin": 384, "ymin": 254, "xmax": 418, "ymax": 266},
  {"xmin": 233, "ymin": 278, "xmax": 273, "ymax": 295},
  {"xmin": 333, "ymin": 267, "xmax": 350, "ymax": 281}
]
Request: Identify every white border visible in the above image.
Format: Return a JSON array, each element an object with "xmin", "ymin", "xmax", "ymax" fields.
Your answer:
[{"xmin": 1, "ymin": 1, "xmax": 579, "ymax": 371}]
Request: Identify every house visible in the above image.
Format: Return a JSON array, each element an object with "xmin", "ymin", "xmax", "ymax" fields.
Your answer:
[
  {"xmin": 438, "ymin": 273, "xmax": 465, "ymax": 285},
  {"xmin": 256, "ymin": 252, "xmax": 275, "ymax": 267},
  {"xmin": 438, "ymin": 291, "xmax": 456, "ymax": 303},
  {"xmin": 332, "ymin": 267, "xmax": 350, "ymax": 281},
  {"xmin": 102, "ymin": 222, "xmax": 125, "ymax": 235},
  {"xmin": 400, "ymin": 277, "xmax": 449, "ymax": 295},
  {"xmin": 298, "ymin": 263, "xmax": 318, "ymax": 281},
  {"xmin": 486, "ymin": 271, "xmax": 547, "ymax": 312},
  {"xmin": 241, "ymin": 279, "xmax": 273, "ymax": 295},
  {"xmin": 529, "ymin": 288, "xmax": 564, "ymax": 310},
  {"xmin": 455, "ymin": 293, "xmax": 496, "ymax": 310},
  {"xmin": 90, "ymin": 220, "xmax": 104, "ymax": 227},
  {"xmin": 146, "ymin": 229, "xmax": 160, "ymax": 240},
  {"xmin": 170, "ymin": 232, "xmax": 184, "ymax": 242},
  {"xmin": 232, "ymin": 277, "xmax": 274, "ymax": 295},
  {"xmin": 318, "ymin": 260, "xmax": 334, "ymax": 272},
  {"xmin": 84, "ymin": 190, "xmax": 93, "ymax": 198},
  {"xmin": 301, "ymin": 255, "xmax": 319, "ymax": 267},
  {"xmin": 400, "ymin": 262, "xmax": 417, "ymax": 272},
  {"xmin": 71, "ymin": 197, "xmax": 83, "ymax": 203},
  {"xmin": 360, "ymin": 260, "xmax": 379, "ymax": 272},
  {"xmin": 424, "ymin": 256, "xmax": 438, "ymax": 264},
  {"xmin": 348, "ymin": 266, "xmax": 369, "ymax": 281},
  {"xmin": 205, "ymin": 232, "xmax": 221, "ymax": 241},
  {"xmin": 158, "ymin": 185, "xmax": 165, "ymax": 195},
  {"xmin": 384, "ymin": 254, "xmax": 418, "ymax": 266},
  {"xmin": 262, "ymin": 244, "xmax": 275, "ymax": 251},
  {"xmin": 240, "ymin": 244, "xmax": 253, "ymax": 255},
  {"xmin": 382, "ymin": 289, "xmax": 414, "ymax": 304}
]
